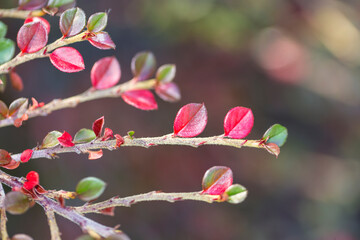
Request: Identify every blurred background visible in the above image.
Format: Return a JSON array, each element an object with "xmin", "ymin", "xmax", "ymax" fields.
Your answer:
[{"xmin": 1, "ymin": 0, "xmax": 360, "ymax": 239}]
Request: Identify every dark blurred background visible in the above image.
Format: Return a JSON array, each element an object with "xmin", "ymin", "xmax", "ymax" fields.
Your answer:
[{"xmin": 1, "ymin": 0, "xmax": 360, "ymax": 239}]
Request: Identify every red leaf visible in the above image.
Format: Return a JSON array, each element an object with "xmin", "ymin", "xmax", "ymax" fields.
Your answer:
[
  {"xmin": 91, "ymin": 56, "xmax": 121, "ymax": 89},
  {"xmin": 57, "ymin": 131, "xmax": 75, "ymax": 147},
  {"xmin": 173, "ymin": 103, "xmax": 207, "ymax": 138},
  {"xmin": 88, "ymin": 32, "xmax": 116, "ymax": 50},
  {"xmin": 10, "ymin": 70, "xmax": 24, "ymax": 91},
  {"xmin": 18, "ymin": 0, "xmax": 47, "ymax": 10},
  {"xmin": 13, "ymin": 114, "xmax": 28, "ymax": 128},
  {"xmin": 49, "ymin": 47, "xmax": 85, "ymax": 73},
  {"xmin": 99, "ymin": 207, "xmax": 115, "ymax": 216},
  {"xmin": 155, "ymin": 82, "xmax": 181, "ymax": 102},
  {"xmin": 0, "ymin": 149, "xmax": 12, "ymax": 166},
  {"xmin": 202, "ymin": 166, "xmax": 233, "ymax": 195},
  {"xmin": 121, "ymin": 90, "xmax": 158, "ymax": 110},
  {"xmin": 17, "ymin": 22, "xmax": 48, "ymax": 53},
  {"xmin": 20, "ymin": 149, "xmax": 33, "ymax": 163},
  {"xmin": 115, "ymin": 134, "xmax": 124, "ymax": 148},
  {"xmin": 223, "ymin": 107, "xmax": 254, "ymax": 139},
  {"xmin": 23, "ymin": 171, "xmax": 39, "ymax": 190},
  {"xmin": 29, "ymin": 97, "xmax": 44, "ymax": 110},
  {"xmin": 24, "ymin": 17, "xmax": 50, "ymax": 34},
  {"xmin": 2, "ymin": 159, "xmax": 20, "ymax": 170},
  {"xmin": 92, "ymin": 116, "xmax": 104, "ymax": 137},
  {"xmin": 101, "ymin": 128, "xmax": 113, "ymax": 141},
  {"xmin": 87, "ymin": 150, "xmax": 103, "ymax": 160}
]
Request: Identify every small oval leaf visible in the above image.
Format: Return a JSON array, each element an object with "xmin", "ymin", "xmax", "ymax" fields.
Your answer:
[
  {"xmin": 10, "ymin": 71, "xmax": 24, "ymax": 91},
  {"xmin": 18, "ymin": 0, "xmax": 47, "ymax": 10},
  {"xmin": 263, "ymin": 124, "xmax": 288, "ymax": 147},
  {"xmin": 87, "ymin": 150, "xmax": 103, "ymax": 160},
  {"xmin": 0, "ymin": 38, "xmax": 15, "ymax": 64},
  {"xmin": 121, "ymin": 90, "xmax": 158, "ymax": 110},
  {"xmin": 92, "ymin": 116, "xmax": 104, "ymax": 137},
  {"xmin": 47, "ymin": 0, "xmax": 74, "ymax": 8},
  {"xmin": 24, "ymin": 17, "xmax": 50, "ymax": 34},
  {"xmin": 20, "ymin": 149, "xmax": 33, "ymax": 163},
  {"xmin": 57, "ymin": 131, "xmax": 75, "ymax": 147},
  {"xmin": 76, "ymin": 177, "xmax": 106, "ymax": 202},
  {"xmin": 156, "ymin": 64, "xmax": 176, "ymax": 83},
  {"xmin": 155, "ymin": 82, "xmax": 181, "ymax": 102},
  {"xmin": 9, "ymin": 98, "xmax": 28, "ymax": 117},
  {"xmin": 49, "ymin": 47, "xmax": 85, "ymax": 73},
  {"xmin": 60, "ymin": 7, "xmax": 86, "ymax": 37},
  {"xmin": 17, "ymin": 22, "xmax": 48, "ymax": 54},
  {"xmin": 4, "ymin": 191, "xmax": 30, "ymax": 215},
  {"xmin": 202, "ymin": 166, "xmax": 233, "ymax": 195},
  {"xmin": 88, "ymin": 32, "xmax": 115, "ymax": 50},
  {"xmin": 0, "ymin": 149, "xmax": 12, "ymax": 166},
  {"xmin": 224, "ymin": 106, "xmax": 254, "ymax": 139},
  {"xmin": 74, "ymin": 128, "xmax": 96, "ymax": 143},
  {"xmin": 173, "ymin": 103, "xmax": 207, "ymax": 138},
  {"xmin": 91, "ymin": 56, "xmax": 121, "ymax": 90},
  {"xmin": 41, "ymin": 131, "xmax": 62, "ymax": 148},
  {"xmin": 87, "ymin": 12, "xmax": 108, "ymax": 33},
  {"xmin": 225, "ymin": 184, "xmax": 247, "ymax": 204},
  {"xmin": 131, "ymin": 52, "xmax": 156, "ymax": 81},
  {"xmin": 0, "ymin": 100, "xmax": 8, "ymax": 119}
]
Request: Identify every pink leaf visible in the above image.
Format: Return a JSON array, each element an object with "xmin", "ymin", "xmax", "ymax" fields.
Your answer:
[
  {"xmin": 18, "ymin": 0, "xmax": 47, "ymax": 11},
  {"xmin": 202, "ymin": 166, "xmax": 233, "ymax": 195},
  {"xmin": 88, "ymin": 32, "xmax": 116, "ymax": 50},
  {"xmin": 91, "ymin": 56, "xmax": 121, "ymax": 89},
  {"xmin": 17, "ymin": 22, "xmax": 48, "ymax": 53},
  {"xmin": 115, "ymin": 134, "xmax": 124, "ymax": 148},
  {"xmin": 155, "ymin": 82, "xmax": 181, "ymax": 102},
  {"xmin": 87, "ymin": 150, "xmax": 103, "ymax": 160},
  {"xmin": 101, "ymin": 128, "xmax": 113, "ymax": 141},
  {"xmin": 121, "ymin": 90, "xmax": 158, "ymax": 110},
  {"xmin": 57, "ymin": 131, "xmax": 75, "ymax": 147},
  {"xmin": 20, "ymin": 149, "xmax": 33, "ymax": 163},
  {"xmin": 2, "ymin": 159, "xmax": 20, "ymax": 170},
  {"xmin": 223, "ymin": 107, "xmax": 254, "ymax": 139},
  {"xmin": 49, "ymin": 47, "xmax": 85, "ymax": 73},
  {"xmin": 10, "ymin": 70, "xmax": 24, "ymax": 91},
  {"xmin": 24, "ymin": 17, "xmax": 50, "ymax": 34},
  {"xmin": 173, "ymin": 103, "xmax": 207, "ymax": 138},
  {"xmin": 92, "ymin": 116, "xmax": 104, "ymax": 137}
]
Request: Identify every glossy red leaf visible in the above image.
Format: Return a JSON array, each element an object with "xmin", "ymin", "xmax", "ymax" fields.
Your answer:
[
  {"xmin": 57, "ymin": 131, "xmax": 75, "ymax": 147},
  {"xmin": 155, "ymin": 82, "xmax": 181, "ymax": 102},
  {"xmin": 121, "ymin": 90, "xmax": 158, "ymax": 110},
  {"xmin": 23, "ymin": 171, "xmax": 39, "ymax": 190},
  {"xmin": 173, "ymin": 103, "xmax": 207, "ymax": 138},
  {"xmin": 2, "ymin": 159, "xmax": 20, "ymax": 170},
  {"xmin": 223, "ymin": 107, "xmax": 254, "ymax": 139},
  {"xmin": 202, "ymin": 166, "xmax": 233, "ymax": 195},
  {"xmin": 18, "ymin": 0, "xmax": 47, "ymax": 10},
  {"xmin": 17, "ymin": 22, "xmax": 48, "ymax": 53},
  {"xmin": 10, "ymin": 71, "xmax": 23, "ymax": 91},
  {"xmin": 24, "ymin": 17, "xmax": 50, "ymax": 34},
  {"xmin": 92, "ymin": 116, "xmax": 104, "ymax": 137},
  {"xmin": 0, "ymin": 149, "xmax": 12, "ymax": 166},
  {"xmin": 49, "ymin": 47, "xmax": 85, "ymax": 73},
  {"xmin": 91, "ymin": 56, "xmax": 121, "ymax": 89},
  {"xmin": 101, "ymin": 128, "xmax": 113, "ymax": 141},
  {"xmin": 87, "ymin": 150, "xmax": 103, "ymax": 160},
  {"xmin": 88, "ymin": 32, "xmax": 115, "ymax": 50},
  {"xmin": 20, "ymin": 149, "xmax": 33, "ymax": 163}
]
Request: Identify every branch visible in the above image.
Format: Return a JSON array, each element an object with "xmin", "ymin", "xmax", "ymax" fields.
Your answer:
[
  {"xmin": 0, "ymin": 183, "xmax": 9, "ymax": 240},
  {"xmin": 0, "ymin": 8, "xmax": 45, "ymax": 19},
  {"xmin": 0, "ymin": 79, "xmax": 157, "ymax": 128},
  {"xmin": 0, "ymin": 170, "xmax": 117, "ymax": 238},
  {"xmin": 44, "ymin": 210, "xmax": 61, "ymax": 240},
  {"xmin": 0, "ymin": 31, "xmax": 88, "ymax": 74},
  {"xmin": 75, "ymin": 191, "xmax": 219, "ymax": 214},
  {"xmin": 10, "ymin": 134, "xmax": 272, "ymax": 162}
]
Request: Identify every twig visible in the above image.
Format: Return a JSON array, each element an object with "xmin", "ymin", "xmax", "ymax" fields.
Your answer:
[
  {"xmin": 44, "ymin": 210, "xmax": 61, "ymax": 240},
  {"xmin": 0, "ymin": 8, "xmax": 45, "ymax": 19},
  {"xmin": 0, "ymin": 183, "xmax": 9, "ymax": 240},
  {"xmin": 10, "ymin": 134, "xmax": 269, "ymax": 162},
  {"xmin": 0, "ymin": 32, "xmax": 88, "ymax": 74},
  {"xmin": 0, "ymin": 79, "xmax": 157, "ymax": 128},
  {"xmin": 75, "ymin": 191, "xmax": 219, "ymax": 214}
]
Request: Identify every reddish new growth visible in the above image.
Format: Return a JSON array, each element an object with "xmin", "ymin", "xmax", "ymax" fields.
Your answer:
[
  {"xmin": 20, "ymin": 149, "xmax": 33, "ymax": 163},
  {"xmin": 23, "ymin": 171, "xmax": 39, "ymax": 190}
]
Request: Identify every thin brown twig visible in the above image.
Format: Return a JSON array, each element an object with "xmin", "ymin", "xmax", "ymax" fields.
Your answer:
[
  {"xmin": 0, "ymin": 183, "xmax": 9, "ymax": 240},
  {"xmin": 44, "ymin": 210, "xmax": 61, "ymax": 240},
  {"xmin": 0, "ymin": 8, "xmax": 45, "ymax": 19}
]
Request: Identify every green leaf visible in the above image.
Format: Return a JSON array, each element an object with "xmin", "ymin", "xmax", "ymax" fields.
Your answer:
[
  {"xmin": 127, "ymin": 130, "xmax": 135, "ymax": 139},
  {"xmin": 263, "ymin": 124, "xmax": 288, "ymax": 147},
  {"xmin": 0, "ymin": 21, "xmax": 7, "ymax": 38},
  {"xmin": 41, "ymin": 130, "xmax": 62, "ymax": 148},
  {"xmin": 60, "ymin": 7, "xmax": 86, "ymax": 37},
  {"xmin": 156, "ymin": 64, "xmax": 176, "ymax": 83},
  {"xmin": 87, "ymin": 12, "xmax": 108, "ymax": 33},
  {"xmin": 8, "ymin": 98, "xmax": 28, "ymax": 116},
  {"xmin": 47, "ymin": 0, "xmax": 74, "ymax": 8},
  {"xmin": 0, "ymin": 100, "xmax": 8, "ymax": 119},
  {"xmin": 0, "ymin": 74, "xmax": 6, "ymax": 93},
  {"xmin": 4, "ymin": 191, "xmax": 30, "ymax": 215},
  {"xmin": 76, "ymin": 177, "xmax": 106, "ymax": 202},
  {"xmin": 74, "ymin": 128, "xmax": 96, "ymax": 143},
  {"xmin": 225, "ymin": 184, "xmax": 247, "ymax": 204},
  {"xmin": 131, "ymin": 52, "xmax": 156, "ymax": 81},
  {"xmin": 0, "ymin": 38, "xmax": 15, "ymax": 64}
]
